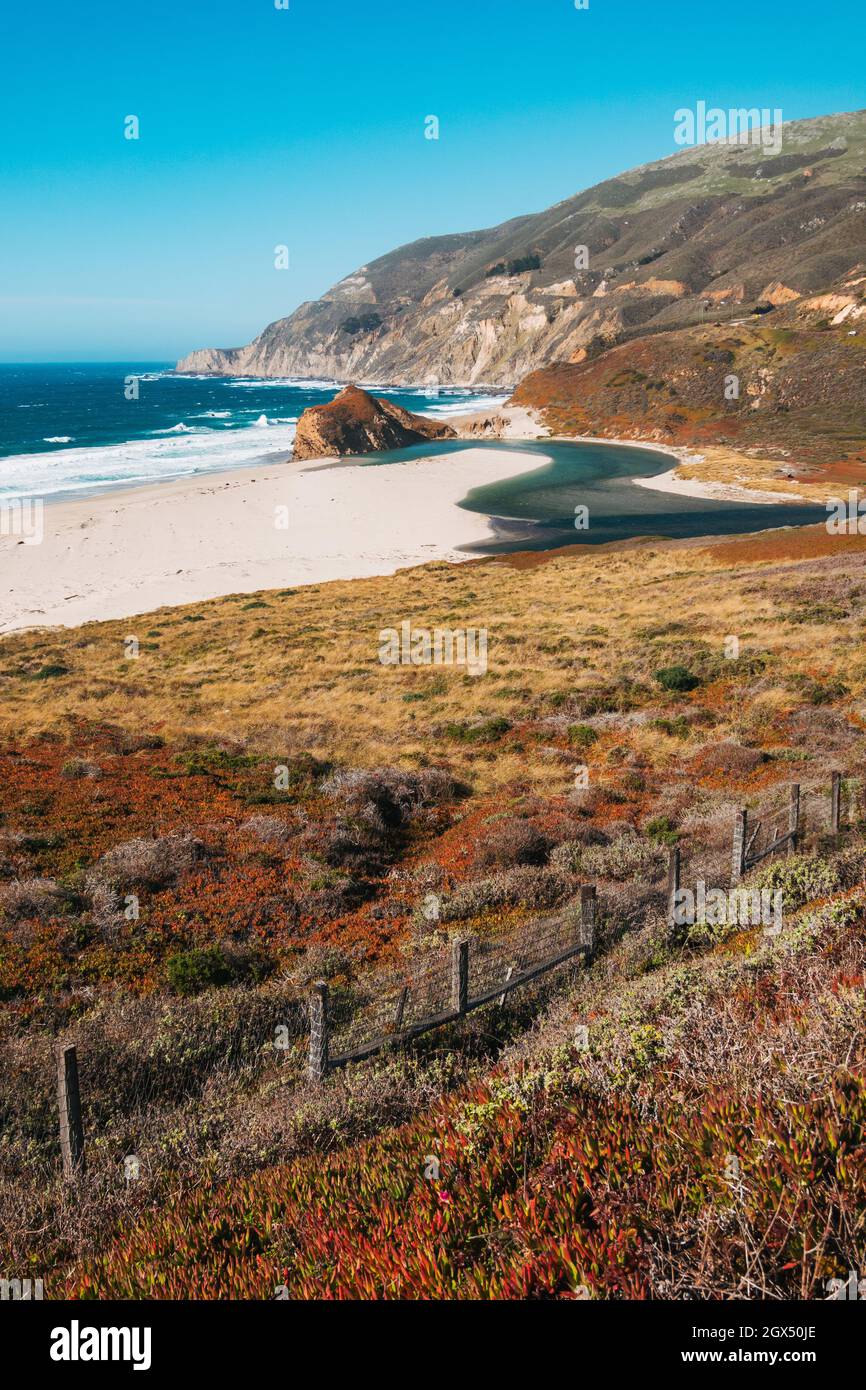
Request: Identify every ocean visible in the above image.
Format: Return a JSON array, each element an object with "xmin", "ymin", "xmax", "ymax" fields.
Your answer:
[{"xmin": 0, "ymin": 363, "xmax": 508, "ymax": 502}]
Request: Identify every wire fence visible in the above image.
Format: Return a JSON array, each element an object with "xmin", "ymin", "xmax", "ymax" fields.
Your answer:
[{"xmin": 7, "ymin": 768, "xmax": 860, "ymax": 1182}]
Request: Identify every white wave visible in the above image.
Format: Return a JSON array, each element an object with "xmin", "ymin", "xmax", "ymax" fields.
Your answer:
[
  {"xmin": 226, "ymin": 376, "xmax": 344, "ymax": 390},
  {"xmin": 422, "ymin": 393, "xmax": 510, "ymax": 418},
  {"xmin": 43, "ymin": 436, "xmax": 74, "ymax": 443},
  {"xmin": 193, "ymin": 410, "xmax": 232, "ymax": 419},
  {"xmin": 0, "ymin": 417, "xmax": 298, "ymax": 501},
  {"xmin": 150, "ymin": 422, "xmax": 197, "ymax": 434}
]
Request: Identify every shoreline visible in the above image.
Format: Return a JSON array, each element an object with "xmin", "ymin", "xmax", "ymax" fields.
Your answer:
[
  {"xmin": 1, "ymin": 413, "xmax": 816, "ymax": 634},
  {"xmin": 455, "ymin": 406, "xmax": 809, "ymax": 507},
  {"xmin": 631, "ymin": 462, "xmax": 804, "ymax": 504},
  {"xmin": 0, "ymin": 446, "xmax": 550, "ymax": 633}
]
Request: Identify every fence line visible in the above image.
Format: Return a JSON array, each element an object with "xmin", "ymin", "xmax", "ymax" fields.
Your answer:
[
  {"xmin": 313, "ymin": 886, "xmax": 597, "ymax": 1081},
  {"xmin": 732, "ymin": 770, "xmax": 854, "ymax": 883},
  {"xmin": 46, "ymin": 767, "xmax": 860, "ymax": 1167}
]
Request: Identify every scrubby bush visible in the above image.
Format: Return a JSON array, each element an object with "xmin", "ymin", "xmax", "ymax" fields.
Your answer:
[
  {"xmin": 568, "ymin": 724, "xmax": 598, "ymax": 748},
  {"xmin": 290, "ymin": 943, "xmax": 355, "ymax": 988},
  {"xmin": 31, "ymin": 663, "xmax": 69, "ymax": 680},
  {"xmin": 0, "ymin": 878, "xmax": 63, "ymax": 921},
  {"xmin": 651, "ymin": 716, "xmax": 691, "ymax": 739},
  {"xmin": 166, "ymin": 946, "xmax": 233, "ymax": 995},
  {"xmin": 691, "ymin": 742, "xmax": 767, "ymax": 777},
  {"xmin": 240, "ymin": 814, "xmax": 296, "ymax": 843},
  {"xmin": 323, "ymin": 767, "xmax": 460, "ymax": 826},
  {"xmin": 316, "ymin": 767, "xmax": 462, "ymax": 870},
  {"xmin": 580, "ymin": 831, "xmax": 666, "ymax": 883},
  {"xmin": 440, "ymin": 866, "xmax": 576, "ymax": 922},
  {"xmin": 296, "ymin": 865, "xmax": 365, "ymax": 920},
  {"xmin": 645, "ymin": 816, "xmax": 679, "ymax": 845},
  {"xmin": 549, "ymin": 840, "xmax": 588, "ymax": 875},
  {"xmin": 444, "ymin": 717, "xmax": 511, "ymax": 744},
  {"xmin": 91, "ymin": 834, "xmax": 213, "ymax": 892},
  {"xmin": 474, "ymin": 818, "xmax": 549, "ymax": 869},
  {"xmin": 654, "ymin": 665, "xmax": 700, "ymax": 693},
  {"xmin": 752, "ymin": 853, "xmax": 841, "ymax": 912},
  {"xmin": 60, "ymin": 758, "xmax": 102, "ymax": 780}
]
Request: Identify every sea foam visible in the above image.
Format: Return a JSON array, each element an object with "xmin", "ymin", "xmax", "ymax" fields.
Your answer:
[{"xmin": 0, "ymin": 417, "xmax": 298, "ymax": 501}]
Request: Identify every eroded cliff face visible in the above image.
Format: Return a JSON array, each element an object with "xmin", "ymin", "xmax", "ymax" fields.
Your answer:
[
  {"xmin": 177, "ymin": 111, "xmax": 866, "ymax": 387},
  {"xmin": 512, "ymin": 267, "xmax": 866, "ymax": 467},
  {"xmin": 291, "ymin": 384, "xmax": 456, "ymax": 460}
]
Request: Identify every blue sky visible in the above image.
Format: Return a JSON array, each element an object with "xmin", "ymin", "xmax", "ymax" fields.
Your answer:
[{"xmin": 0, "ymin": 0, "xmax": 862, "ymax": 361}]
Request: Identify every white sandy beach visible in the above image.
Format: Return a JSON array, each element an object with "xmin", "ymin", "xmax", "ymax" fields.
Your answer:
[
  {"xmin": 1, "ymin": 418, "xmax": 806, "ymax": 634},
  {"xmin": 633, "ymin": 464, "xmax": 804, "ymax": 504},
  {"xmin": 0, "ymin": 447, "xmax": 549, "ymax": 632}
]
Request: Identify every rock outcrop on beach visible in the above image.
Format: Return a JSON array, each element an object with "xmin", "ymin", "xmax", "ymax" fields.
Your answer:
[
  {"xmin": 292, "ymin": 384, "xmax": 456, "ymax": 460},
  {"xmin": 178, "ymin": 111, "xmax": 866, "ymax": 389}
]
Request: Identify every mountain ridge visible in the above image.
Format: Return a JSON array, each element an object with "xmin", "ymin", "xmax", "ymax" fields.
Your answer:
[{"xmin": 177, "ymin": 110, "xmax": 866, "ymax": 388}]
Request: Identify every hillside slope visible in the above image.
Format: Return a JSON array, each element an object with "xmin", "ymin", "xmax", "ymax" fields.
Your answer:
[
  {"xmin": 177, "ymin": 111, "xmax": 866, "ymax": 387},
  {"xmin": 2, "ymin": 526, "xmax": 866, "ymax": 1297}
]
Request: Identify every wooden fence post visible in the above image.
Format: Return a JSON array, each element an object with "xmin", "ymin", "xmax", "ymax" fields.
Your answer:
[
  {"xmin": 451, "ymin": 938, "xmax": 469, "ymax": 1015},
  {"xmin": 731, "ymin": 809, "xmax": 747, "ymax": 884},
  {"xmin": 393, "ymin": 985, "xmax": 409, "ymax": 1033},
  {"xmin": 830, "ymin": 772, "xmax": 842, "ymax": 840},
  {"xmin": 55, "ymin": 1044, "xmax": 85, "ymax": 1182},
  {"xmin": 580, "ymin": 884, "xmax": 597, "ymax": 955},
  {"xmin": 788, "ymin": 784, "xmax": 800, "ymax": 853},
  {"xmin": 498, "ymin": 965, "xmax": 514, "ymax": 1008},
  {"xmin": 308, "ymin": 982, "xmax": 329, "ymax": 1084},
  {"xmin": 666, "ymin": 847, "xmax": 681, "ymax": 933}
]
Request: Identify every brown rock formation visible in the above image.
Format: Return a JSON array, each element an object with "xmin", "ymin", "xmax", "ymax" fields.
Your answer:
[{"xmin": 292, "ymin": 385, "xmax": 457, "ymax": 460}]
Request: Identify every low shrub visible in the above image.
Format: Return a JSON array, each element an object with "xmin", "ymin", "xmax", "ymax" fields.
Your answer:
[
  {"xmin": 567, "ymin": 724, "xmax": 598, "ymax": 748},
  {"xmin": 240, "ymin": 814, "xmax": 296, "ymax": 844},
  {"xmin": 474, "ymin": 819, "xmax": 549, "ymax": 869},
  {"xmin": 91, "ymin": 834, "xmax": 213, "ymax": 892},
  {"xmin": 752, "ymin": 853, "xmax": 841, "ymax": 912},
  {"xmin": 580, "ymin": 832, "xmax": 666, "ymax": 882},
  {"xmin": 165, "ymin": 946, "xmax": 233, "ymax": 996},
  {"xmin": 0, "ymin": 878, "xmax": 63, "ymax": 922},
  {"xmin": 60, "ymin": 758, "xmax": 102, "ymax": 780},
  {"xmin": 440, "ymin": 866, "xmax": 576, "ymax": 922},
  {"xmin": 645, "ymin": 816, "xmax": 679, "ymax": 845},
  {"xmin": 654, "ymin": 665, "xmax": 700, "ymax": 693},
  {"xmin": 444, "ymin": 718, "xmax": 511, "ymax": 744}
]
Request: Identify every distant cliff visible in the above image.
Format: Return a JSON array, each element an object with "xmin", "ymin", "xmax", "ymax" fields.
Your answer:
[
  {"xmin": 178, "ymin": 111, "xmax": 866, "ymax": 388},
  {"xmin": 292, "ymin": 385, "xmax": 456, "ymax": 460}
]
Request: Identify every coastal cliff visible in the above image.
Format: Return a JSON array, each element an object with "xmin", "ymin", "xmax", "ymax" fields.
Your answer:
[
  {"xmin": 291, "ymin": 384, "xmax": 456, "ymax": 460},
  {"xmin": 178, "ymin": 111, "xmax": 866, "ymax": 390}
]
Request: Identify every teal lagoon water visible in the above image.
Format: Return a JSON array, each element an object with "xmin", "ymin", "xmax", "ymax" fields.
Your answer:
[{"xmin": 333, "ymin": 437, "xmax": 826, "ymax": 552}]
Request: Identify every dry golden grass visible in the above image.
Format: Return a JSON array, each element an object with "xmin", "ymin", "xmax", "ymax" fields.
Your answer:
[
  {"xmin": 1, "ymin": 527, "xmax": 865, "ymax": 791},
  {"xmin": 674, "ymin": 445, "xmax": 841, "ymax": 502}
]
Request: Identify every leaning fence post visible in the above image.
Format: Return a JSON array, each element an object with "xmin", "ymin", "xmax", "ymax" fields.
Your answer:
[
  {"xmin": 308, "ymin": 982, "xmax": 329, "ymax": 1084},
  {"xmin": 731, "ymin": 809, "xmax": 747, "ymax": 884},
  {"xmin": 393, "ymin": 985, "xmax": 409, "ymax": 1033},
  {"xmin": 830, "ymin": 772, "xmax": 842, "ymax": 841},
  {"xmin": 451, "ymin": 938, "xmax": 469, "ymax": 1015},
  {"xmin": 580, "ymin": 884, "xmax": 597, "ymax": 956},
  {"xmin": 666, "ymin": 846, "xmax": 681, "ymax": 933},
  {"xmin": 55, "ymin": 1043, "xmax": 85, "ymax": 1182},
  {"xmin": 788, "ymin": 784, "xmax": 800, "ymax": 853}
]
